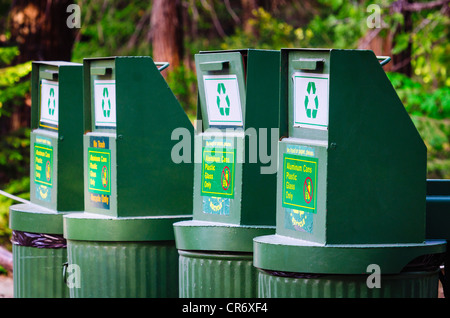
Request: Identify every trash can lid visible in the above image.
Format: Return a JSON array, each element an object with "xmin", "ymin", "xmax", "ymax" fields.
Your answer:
[
  {"xmin": 63, "ymin": 212, "xmax": 191, "ymax": 242},
  {"xmin": 9, "ymin": 203, "xmax": 73, "ymax": 235}
]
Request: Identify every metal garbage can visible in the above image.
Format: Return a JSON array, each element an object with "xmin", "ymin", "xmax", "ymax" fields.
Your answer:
[
  {"xmin": 426, "ymin": 179, "xmax": 450, "ymax": 297},
  {"xmin": 9, "ymin": 61, "xmax": 84, "ymax": 298},
  {"xmin": 253, "ymin": 48, "xmax": 446, "ymax": 298},
  {"xmin": 174, "ymin": 49, "xmax": 280, "ymax": 298},
  {"xmin": 63, "ymin": 56, "xmax": 193, "ymax": 298}
]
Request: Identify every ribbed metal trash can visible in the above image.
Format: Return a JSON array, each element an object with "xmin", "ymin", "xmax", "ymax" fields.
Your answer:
[
  {"xmin": 257, "ymin": 269, "xmax": 441, "ymax": 298},
  {"xmin": 12, "ymin": 245, "xmax": 68, "ymax": 298},
  {"xmin": 10, "ymin": 208, "xmax": 69, "ymax": 298},
  {"xmin": 178, "ymin": 249, "xmax": 256, "ymax": 297},
  {"xmin": 64, "ymin": 213, "xmax": 190, "ymax": 298},
  {"xmin": 66, "ymin": 239, "xmax": 179, "ymax": 298}
]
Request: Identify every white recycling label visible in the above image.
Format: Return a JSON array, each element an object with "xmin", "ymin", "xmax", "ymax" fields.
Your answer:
[
  {"xmin": 203, "ymin": 74, "xmax": 243, "ymax": 126},
  {"xmin": 40, "ymin": 79, "xmax": 59, "ymax": 127},
  {"xmin": 94, "ymin": 80, "xmax": 116, "ymax": 128},
  {"xmin": 293, "ymin": 73, "xmax": 329, "ymax": 130}
]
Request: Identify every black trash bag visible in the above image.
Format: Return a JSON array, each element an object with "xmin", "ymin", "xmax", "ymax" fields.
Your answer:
[{"xmin": 11, "ymin": 230, "xmax": 66, "ymax": 249}]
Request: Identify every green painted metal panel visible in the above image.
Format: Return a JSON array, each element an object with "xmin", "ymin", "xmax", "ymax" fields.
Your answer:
[
  {"xmin": 67, "ymin": 240, "xmax": 179, "ymax": 298},
  {"xmin": 57, "ymin": 65, "xmax": 85, "ymax": 211},
  {"xmin": 257, "ymin": 269, "xmax": 440, "ymax": 298},
  {"xmin": 240, "ymin": 50, "xmax": 281, "ymax": 226},
  {"xmin": 195, "ymin": 51, "xmax": 247, "ymax": 131},
  {"xmin": 178, "ymin": 250, "xmax": 256, "ymax": 298},
  {"xmin": 192, "ymin": 134, "xmax": 243, "ymax": 224},
  {"xmin": 326, "ymin": 49, "xmax": 426, "ymax": 244},
  {"xmin": 13, "ymin": 244, "xmax": 69, "ymax": 298}
]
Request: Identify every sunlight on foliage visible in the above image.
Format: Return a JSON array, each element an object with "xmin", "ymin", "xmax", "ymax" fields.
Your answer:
[{"xmin": 221, "ymin": 8, "xmax": 310, "ymax": 50}]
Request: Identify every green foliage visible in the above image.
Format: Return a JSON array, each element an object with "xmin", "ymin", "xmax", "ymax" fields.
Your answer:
[
  {"xmin": 0, "ymin": 46, "xmax": 19, "ymax": 64},
  {"xmin": 411, "ymin": 116, "xmax": 450, "ymax": 178},
  {"xmin": 71, "ymin": 1, "xmax": 152, "ymax": 62},
  {"xmin": 0, "ymin": 127, "xmax": 30, "ymax": 181},
  {"xmin": 308, "ymin": 0, "xmax": 370, "ymax": 48},
  {"xmin": 0, "ymin": 47, "xmax": 32, "ymax": 118},
  {"xmin": 408, "ymin": 8, "xmax": 450, "ymax": 88},
  {"xmin": 165, "ymin": 65, "xmax": 198, "ymax": 117},
  {"xmin": 388, "ymin": 72, "xmax": 450, "ymax": 177},
  {"xmin": 0, "ymin": 46, "xmax": 31, "ymax": 242},
  {"xmin": 0, "ymin": 176, "xmax": 30, "ymax": 243},
  {"xmin": 388, "ymin": 72, "xmax": 450, "ymax": 119},
  {"xmin": 221, "ymin": 7, "xmax": 311, "ymax": 50}
]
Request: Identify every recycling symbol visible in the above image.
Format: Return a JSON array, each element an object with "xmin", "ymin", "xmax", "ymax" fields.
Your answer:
[
  {"xmin": 304, "ymin": 81, "xmax": 319, "ymax": 119},
  {"xmin": 48, "ymin": 88, "xmax": 56, "ymax": 116},
  {"xmin": 216, "ymin": 83, "xmax": 230, "ymax": 116},
  {"xmin": 102, "ymin": 87, "xmax": 111, "ymax": 118}
]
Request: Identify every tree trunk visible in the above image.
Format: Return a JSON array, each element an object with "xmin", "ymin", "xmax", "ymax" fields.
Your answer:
[
  {"xmin": 241, "ymin": 0, "xmax": 258, "ymax": 36},
  {"xmin": 358, "ymin": 29, "xmax": 394, "ymax": 72},
  {"xmin": 150, "ymin": 0, "xmax": 183, "ymax": 77},
  {"xmin": 0, "ymin": 247, "xmax": 13, "ymax": 273},
  {"xmin": 5, "ymin": 0, "xmax": 76, "ymax": 136},
  {"xmin": 391, "ymin": 0, "xmax": 413, "ymax": 76},
  {"xmin": 9, "ymin": 0, "xmax": 76, "ymax": 63}
]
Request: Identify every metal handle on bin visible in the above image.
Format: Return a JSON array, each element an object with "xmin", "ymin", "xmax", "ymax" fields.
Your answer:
[
  {"xmin": 292, "ymin": 58, "xmax": 325, "ymax": 71},
  {"xmin": 155, "ymin": 62, "xmax": 170, "ymax": 72},
  {"xmin": 91, "ymin": 67, "xmax": 112, "ymax": 76},
  {"xmin": 199, "ymin": 61, "xmax": 229, "ymax": 72},
  {"xmin": 62, "ymin": 262, "xmax": 68, "ymax": 284},
  {"xmin": 377, "ymin": 56, "xmax": 391, "ymax": 66},
  {"xmin": 39, "ymin": 70, "xmax": 58, "ymax": 81}
]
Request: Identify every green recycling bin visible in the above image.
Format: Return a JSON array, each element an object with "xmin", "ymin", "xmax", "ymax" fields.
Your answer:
[
  {"xmin": 253, "ymin": 48, "xmax": 446, "ymax": 298},
  {"xmin": 63, "ymin": 56, "xmax": 193, "ymax": 298},
  {"xmin": 426, "ymin": 179, "xmax": 450, "ymax": 297},
  {"xmin": 9, "ymin": 61, "xmax": 84, "ymax": 298},
  {"xmin": 174, "ymin": 49, "xmax": 280, "ymax": 298}
]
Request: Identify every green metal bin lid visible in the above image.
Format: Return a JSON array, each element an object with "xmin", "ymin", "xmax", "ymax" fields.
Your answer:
[
  {"xmin": 64, "ymin": 212, "xmax": 191, "ymax": 242},
  {"xmin": 9, "ymin": 203, "xmax": 73, "ymax": 234},
  {"xmin": 174, "ymin": 220, "xmax": 275, "ymax": 252},
  {"xmin": 253, "ymin": 234, "xmax": 446, "ymax": 275}
]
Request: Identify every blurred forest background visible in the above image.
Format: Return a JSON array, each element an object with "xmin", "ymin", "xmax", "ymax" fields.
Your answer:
[{"xmin": 0, "ymin": 0, "xmax": 449, "ymax": 258}]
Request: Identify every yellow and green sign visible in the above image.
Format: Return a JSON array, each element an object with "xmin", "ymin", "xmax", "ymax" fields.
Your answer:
[
  {"xmin": 201, "ymin": 140, "xmax": 236, "ymax": 198},
  {"xmin": 87, "ymin": 136, "xmax": 111, "ymax": 209},
  {"xmin": 88, "ymin": 148, "xmax": 111, "ymax": 195},
  {"xmin": 282, "ymin": 154, "xmax": 318, "ymax": 213},
  {"xmin": 34, "ymin": 142, "xmax": 53, "ymax": 187}
]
